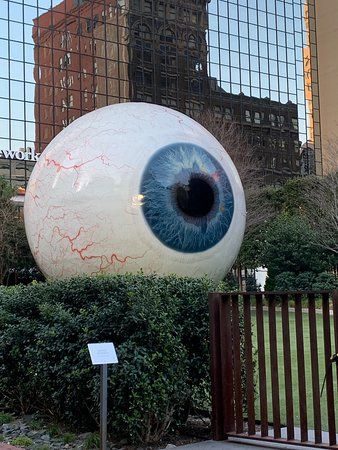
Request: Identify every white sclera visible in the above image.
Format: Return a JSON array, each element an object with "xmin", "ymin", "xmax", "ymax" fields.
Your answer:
[{"xmin": 24, "ymin": 102, "xmax": 246, "ymax": 281}]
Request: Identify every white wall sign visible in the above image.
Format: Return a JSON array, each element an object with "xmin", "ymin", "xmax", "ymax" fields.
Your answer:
[
  {"xmin": 0, "ymin": 147, "xmax": 40, "ymax": 161},
  {"xmin": 88, "ymin": 343, "xmax": 118, "ymax": 365}
]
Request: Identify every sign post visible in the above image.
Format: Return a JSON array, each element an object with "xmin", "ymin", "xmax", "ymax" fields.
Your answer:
[
  {"xmin": 88, "ymin": 343, "xmax": 118, "ymax": 450},
  {"xmin": 100, "ymin": 364, "xmax": 108, "ymax": 450}
]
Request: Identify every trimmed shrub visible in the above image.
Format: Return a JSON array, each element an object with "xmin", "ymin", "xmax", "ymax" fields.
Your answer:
[{"xmin": 0, "ymin": 274, "xmax": 218, "ymax": 443}]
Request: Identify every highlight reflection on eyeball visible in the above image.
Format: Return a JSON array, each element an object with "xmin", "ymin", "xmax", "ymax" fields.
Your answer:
[{"xmin": 24, "ymin": 103, "xmax": 246, "ymax": 281}]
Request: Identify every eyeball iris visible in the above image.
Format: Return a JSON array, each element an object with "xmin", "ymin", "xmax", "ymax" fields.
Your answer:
[{"xmin": 140, "ymin": 142, "xmax": 234, "ymax": 253}]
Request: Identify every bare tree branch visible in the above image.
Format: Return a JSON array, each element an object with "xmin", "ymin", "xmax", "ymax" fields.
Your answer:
[
  {"xmin": 302, "ymin": 145, "xmax": 338, "ymax": 255},
  {"xmin": 196, "ymin": 110, "xmax": 275, "ymax": 236}
]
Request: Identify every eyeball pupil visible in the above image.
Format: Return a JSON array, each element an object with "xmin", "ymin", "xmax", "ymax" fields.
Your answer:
[{"xmin": 175, "ymin": 175, "xmax": 215, "ymax": 218}]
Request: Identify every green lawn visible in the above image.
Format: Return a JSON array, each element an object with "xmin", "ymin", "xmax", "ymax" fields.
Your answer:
[{"xmin": 251, "ymin": 310, "xmax": 337, "ymax": 432}]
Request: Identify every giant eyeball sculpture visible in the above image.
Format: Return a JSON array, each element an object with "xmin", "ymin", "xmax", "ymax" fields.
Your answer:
[{"xmin": 24, "ymin": 103, "xmax": 246, "ymax": 281}]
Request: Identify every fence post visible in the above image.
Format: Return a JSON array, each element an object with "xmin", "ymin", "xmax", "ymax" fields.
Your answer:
[
  {"xmin": 209, "ymin": 292, "xmax": 235, "ymax": 440},
  {"xmin": 219, "ymin": 293, "xmax": 235, "ymax": 434},
  {"xmin": 333, "ymin": 290, "xmax": 338, "ymax": 385},
  {"xmin": 209, "ymin": 292, "xmax": 226, "ymax": 440}
]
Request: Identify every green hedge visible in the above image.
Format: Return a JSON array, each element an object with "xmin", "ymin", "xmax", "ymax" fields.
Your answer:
[
  {"xmin": 274, "ymin": 271, "xmax": 338, "ymax": 291},
  {"xmin": 0, "ymin": 274, "xmax": 220, "ymax": 443}
]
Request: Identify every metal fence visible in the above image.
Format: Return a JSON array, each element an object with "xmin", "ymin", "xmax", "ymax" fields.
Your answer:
[{"xmin": 209, "ymin": 290, "xmax": 338, "ymax": 449}]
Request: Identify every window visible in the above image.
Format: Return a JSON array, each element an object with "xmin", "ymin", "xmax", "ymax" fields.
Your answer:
[
  {"xmin": 161, "ymin": 52, "xmax": 176, "ymax": 67},
  {"xmin": 160, "ymin": 29, "xmax": 177, "ymax": 66},
  {"xmin": 162, "ymin": 96, "xmax": 177, "ymax": 107},
  {"xmin": 213, "ymin": 106, "xmax": 222, "ymax": 119},
  {"xmin": 269, "ymin": 138, "xmax": 277, "ymax": 149},
  {"xmin": 143, "ymin": 0, "xmax": 152, "ymax": 13},
  {"xmin": 277, "ymin": 115, "xmax": 285, "ymax": 127},
  {"xmin": 245, "ymin": 110, "xmax": 251, "ymax": 123},
  {"xmin": 188, "ymin": 34, "xmax": 197, "ymax": 50},
  {"xmin": 131, "ymin": 0, "xmax": 140, "ymax": 9},
  {"xmin": 160, "ymin": 28, "xmax": 175, "ymax": 43},
  {"xmin": 269, "ymin": 113, "xmax": 276, "ymax": 126},
  {"xmin": 191, "ymin": 79, "xmax": 202, "ymax": 94},
  {"xmin": 60, "ymin": 31, "xmax": 71, "ymax": 49},
  {"xmin": 168, "ymin": 4, "xmax": 176, "ymax": 19},
  {"xmin": 191, "ymin": 11, "xmax": 198, "ymax": 24},
  {"xmin": 194, "ymin": 60, "xmax": 203, "ymax": 72},
  {"xmin": 86, "ymin": 19, "xmax": 92, "ymax": 32},
  {"xmin": 90, "ymin": 40, "xmax": 97, "ymax": 54},
  {"xmin": 135, "ymin": 69, "xmax": 152, "ymax": 86},
  {"xmin": 86, "ymin": 14, "xmax": 99, "ymax": 33},
  {"xmin": 291, "ymin": 118, "xmax": 299, "ymax": 130},
  {"xmin": 254, "ymin": 112, "xmax": 262, "ymax": 124},
  {"xmin": 60, "ymin": 75, "xmax": 74, "ymax": 89},
  {"xmin": 65, "ymin": 53, "xmax": 71, "ymax": 67},
  {"xmin": 224, "ymin": 107, "xmax": 232, "ymax": 120},
  {"xmin": 158, "ymin": 1, "xmax": 165, "ymax": 17},
  {"xmin": 84, "ymin": 89, "xmax": 88, "ymax": 102},
  {"xmin": 161, "ymin": 76, "xmax": 176, "ymax": 90},
  {"xmin": 133, "ymin": 23, "xmax": 151, "ymax": 40}
]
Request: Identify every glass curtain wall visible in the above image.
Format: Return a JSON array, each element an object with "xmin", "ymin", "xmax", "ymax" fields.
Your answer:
[{"xmin": 0, "ymin": 0, "xmax": 320, "ymax": 187}]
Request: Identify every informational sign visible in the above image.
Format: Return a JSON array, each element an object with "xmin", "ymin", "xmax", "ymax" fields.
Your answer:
[{"xmin": 87, "ymin": 342, "xmax": 118, "ymax": 365}]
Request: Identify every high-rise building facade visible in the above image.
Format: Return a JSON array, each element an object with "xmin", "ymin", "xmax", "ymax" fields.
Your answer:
[
  {"xmin": 314, "ymin": 0, "xmax": 338, "ymax": 173},
  {"xmin": 0, "ymin": 0, "xmax": 324, "ymax": 188}
]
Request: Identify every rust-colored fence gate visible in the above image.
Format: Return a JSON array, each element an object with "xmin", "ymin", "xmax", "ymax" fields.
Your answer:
[{"xmin": 209, "ymin": 291, "xmax": 338, "ymax": 449}]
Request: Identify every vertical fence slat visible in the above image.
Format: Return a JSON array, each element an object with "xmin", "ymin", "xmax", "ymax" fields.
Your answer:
[
  {"xmin": 209, "ymin": 293, "xmax": 225, "ymax": 440},
  {"xmin": 333, "ymin": 290, "xmax": 338, "ymax": 393},
  {"xmin": 308, "ymin": 292, "xmax": 322, "ymax": 444},
  {"xmin": 243, "ymin": 293, "xmax": 255, "ymax": 435},
  {"xmin": 281, "ymin": 293, "xmax": 294, "ymax": 441},
  {"xmin": 219, "ymin": 293, "xmax": 235, "ymax": 434},
  {"xmin": 232, "ymin": 294, "xmax": 243, "ymax": 434},
  {"xmin": 322, "ymin": 292, "xmax": 336, "ymax": 446},
  {"xmin": 268, "ymin": 293, "xmax": 281, "ymax": 439},
  {"xmin": 255, "ymin": 293, "xmax": 268, "ymax": 437},
  {"xmin": 295, "ymin": 292, "xmax": 308, "ymax": 442}
]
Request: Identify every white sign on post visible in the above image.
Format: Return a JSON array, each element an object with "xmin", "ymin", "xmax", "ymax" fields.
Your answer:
[
  {"xmin": 87, "ymin": 342, "xmax": 118, "ymax": 450},
  {"xmin": 88, "ymin": 343, "xmax": 118, "ymax": 365}
]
